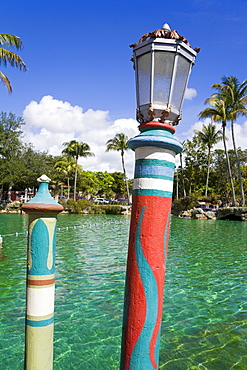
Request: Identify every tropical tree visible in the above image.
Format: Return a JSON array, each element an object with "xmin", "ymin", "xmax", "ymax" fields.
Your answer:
[
  {"xmin": 95, "ymin": 172, "xmax": 115, "ymax": 199},
  {"xmin": 110, "ymin": 172, "xmax": 127, "ymax": 198},
  {"xmin": 105, "ymin": 133, "xmax": 130, "ymax": 202},
  {"xmin": 210, "ymin": 76, "xmax": 247, "ymax": 205},
  {"xmin": 183, "ymin": 136, "xmax": 207, "ymax": 196},
  {"xmin": 54, "ymin": 156, "xmax": 76, "ymax": 199},
  {"xmin": 0, "ymin": 112, "xmax": 25, "ymax": 198},
  {"xmin": 62, "ymin": 140, "xmax": 94, "ymax": 200},
  {"xmin": 194, "ymin": 121, "xmax": 222, "ymax": 197},
  {"xmin": 77, "ymin": 171, "xmax": 100, "ymax": 196},
  {"xmin": 199, "ymin": 98, "xmax": 237, "ymax": 205},
  {"xmin": 0, "ymin": 33, "xmax": 27, "ymax": 92},
  {"xmin": 211, "ymin": 149, "xmax": 230, "ymax": 198}
]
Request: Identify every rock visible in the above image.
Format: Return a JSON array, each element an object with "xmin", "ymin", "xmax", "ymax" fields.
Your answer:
[
  {"xmin": 181, "ymin": 211, "xmax": 190, "ymax": 217},
  {"xmin": 217, "ymin": 207, "xmax": 247, "ymax": 221},
  {"xmin": 191, "ymin": 208, "xmax": 204, "ymax": 217},
  {"xmin": 204, "ymin": 211, "xmax": 216, "ymax": 220},
  {"xmin": 194, "ymin": 213, "xmax": 206, "ymax": 219}
]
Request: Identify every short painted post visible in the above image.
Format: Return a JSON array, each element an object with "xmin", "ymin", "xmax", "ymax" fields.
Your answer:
[
  {"xmin": 120, "ymin": 122, "xmax": 182, "ymax": 369},
  {"xmin": 22, "ymin": 175, "xmax": 63, "ymax": 370}
]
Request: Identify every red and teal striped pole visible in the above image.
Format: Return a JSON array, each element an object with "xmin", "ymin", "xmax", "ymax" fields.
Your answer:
[
  {"xmin": 22, "ymin": 175, "xmax": 63, "ymax": 370},
  {"xmin": 120, "ymin": 121, "xmax": 182, "ymax": 370}
]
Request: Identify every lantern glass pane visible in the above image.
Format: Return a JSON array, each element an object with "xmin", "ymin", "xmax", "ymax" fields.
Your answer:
[
  {"xmin": 153, "ymin": 51, "xmax": 175, "ymax": 105},
  {"xmin": 137, "ymin": 53, "xmax": 151, "ymax": 106},
  {"xmin": 171, "ymin": 54, "xmax": 191, "ymax": 110}
]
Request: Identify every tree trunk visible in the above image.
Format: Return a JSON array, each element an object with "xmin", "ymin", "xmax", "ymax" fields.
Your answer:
[
  {"xmin": 67, "ymin": 177, "xmax": 70, "ymax": 200},
  {"xmin": 121, "ymin": 152, "xmax": 130, "ymax": 203},
  {"xmin": 231, "ymin": 120, "xmax": 245, "ymax": 206},
  {"xmin": 205, "ymin": 147, "xmax": 211, "ymax": 197},
  {"xmin": 74, "ymin": 158, "xmax": 78, "ymax": 201},
  {"xmin": 222, "ymin": 122, "xmax": 236, "ymax": 206},
  {"xmin": 179, "ymin": 151, "xmax": 186, "ymax": 197},
  {"xmin": 7, "ymin": 184, "xmax": 12, "ymax": 202}
]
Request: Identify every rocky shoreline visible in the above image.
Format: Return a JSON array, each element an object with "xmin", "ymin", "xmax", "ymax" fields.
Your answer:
[
  {"xmin": 180, "ymin": 207, "xmax": 216, "ymax": 220},
  {"xmin": 180, "ymin": 206, "xmax": 247, "ymax": 221}
]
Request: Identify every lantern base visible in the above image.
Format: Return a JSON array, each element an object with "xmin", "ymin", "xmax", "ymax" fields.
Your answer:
[{"xmin": 136, "ymin": 105, "xmax": 181, "ymax": 125}]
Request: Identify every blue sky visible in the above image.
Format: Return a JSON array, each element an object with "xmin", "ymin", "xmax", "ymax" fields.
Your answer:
[{"xmin": 2, "ymin": 0, "xmax": 247, "ymax": 177}]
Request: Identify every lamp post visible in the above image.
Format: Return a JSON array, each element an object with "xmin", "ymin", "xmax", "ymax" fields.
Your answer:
[{"xmin": 120, "ymin": 23, "xmax": 199, "ymax": 370}]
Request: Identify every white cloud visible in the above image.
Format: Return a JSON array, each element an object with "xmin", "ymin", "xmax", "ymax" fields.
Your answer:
[
  {"xmin": 22, "ymin": 95, "xmax": 139, "ymax": 178},
  {"xmin": 184, "ymin": 87, "xmax": 197, "ymax": 100}
]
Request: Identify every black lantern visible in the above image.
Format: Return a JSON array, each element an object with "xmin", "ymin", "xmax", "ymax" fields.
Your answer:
[{"xmin": 131, "ymin": 23, "xmax": 199, "ymax": 125}]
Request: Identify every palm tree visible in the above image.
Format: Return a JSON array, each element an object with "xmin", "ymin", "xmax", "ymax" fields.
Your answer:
[
  {"xmin": 54, "ymin": 156, "xmax": 76, "ymax": 199},
  {"xmin": 199, "ymin": 98, "xmax": 237, "ymax": 205},
  {"xmin": 105, "ymin": 133, "xmax": 130, "ymax": 202},
  {"xmin": 194, "ymin": 121, "xmax": 222, "ymax": 197},
  {"xmin": 0, "ymin": 33, "xmax": 27, "ymax": 92},
  {"xmin": 211, "ymin": 76, "xmax": 247, "ymax": 206},
  {"xmin": 62, "ymin": 140, "xmax": 94, "ymax": 200}
]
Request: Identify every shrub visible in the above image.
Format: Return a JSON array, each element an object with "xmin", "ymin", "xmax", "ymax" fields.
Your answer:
[
  {"xmin": 172, "ymin": 196, "xmax": 198, "ymax": 214},
  {"xmin": 60, "ymin": 199, "xmax": 127, "ymax": 215}
]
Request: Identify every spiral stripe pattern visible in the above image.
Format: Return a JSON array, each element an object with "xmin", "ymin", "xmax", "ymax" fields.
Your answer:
[
  {"xmin": 121, "ymin": 126, "xmax": 181, "ymax": 370},
  {"xmin": 131, "ymin": 206, "xmax": 159, "ymax": 367}
]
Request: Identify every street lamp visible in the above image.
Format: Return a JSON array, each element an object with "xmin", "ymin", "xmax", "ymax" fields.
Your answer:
[
  {"xmin": 131, "ymin": 23, "xmax": 199, "ymax": 125},
  {"xmin": 120, "ymin": 24, "xmax": 198, "ymax": 370}
]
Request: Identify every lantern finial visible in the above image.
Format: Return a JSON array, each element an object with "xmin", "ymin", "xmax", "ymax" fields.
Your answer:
[{"xmin": 162, "ymin": 23, "xmax": 171, "ymax": 32}]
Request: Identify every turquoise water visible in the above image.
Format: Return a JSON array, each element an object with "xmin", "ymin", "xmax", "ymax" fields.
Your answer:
[{"xmin": 1, "ymin": 214, "xmax": 247, "ymax": 369}]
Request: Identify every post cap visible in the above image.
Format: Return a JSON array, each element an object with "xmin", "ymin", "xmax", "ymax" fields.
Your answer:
[
  {"xmin": 38, "ymin": 174, "xmax": 51, "ymax": 183},
  {"xmin": 21, "ymin": 174, "xmax": 63, "ymax": 213}
]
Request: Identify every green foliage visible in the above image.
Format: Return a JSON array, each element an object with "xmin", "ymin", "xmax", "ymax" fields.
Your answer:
[
  {"xmin": 194, "ymin": 122, "xmax": 223, "ymax": 196},
  {"xmin": 181, "ymin": 136, "xmax": 207, "ymax": 195},
  {"xmin": 199, "ymin": 75, "xmax": 247, "ymax": 206},
  {"xmin": 63, "ymin": 199, "xmax": 124, "ymax": 214},
  {"xmin": 176, "ymin": 139, "xmax": 247, "ymax": 205},
  {"xmin": 95, "ymin": 172, "xmax": 115, "ymax": 198},
  {"xmin": 62, "ymin": 140, "xmax": 94, "ymax": 160},
  {"xmin": 173, "ymin": 196, "xmax": 198, "ymax": 213},
  {"xmin": 106, "ymin": 133, "xmax": 129, "ymax": 153},
  {"xmin": 110, "ymin": 172, "xmax": 128, "ymax": 197},
  {"xmin": 0, "ymin": 33, "xmax": 27, "ymax": 92},
  {"xmin": 103, "ymin": 205, "xmax": 124, "ymax": 214},
  {"xmin": 76, "ymin": 170, "xmax": 129, "ymax": 199},
  {"xmin": 62, "ymin": 139, "xmax": 94, "ymax": 201},
  {"xmin": 0, "ymin": 112, "xmax": 59, "ymax": 194},
  {"xmin": 105, "ymin": 133, "xmax": 130, "ymax": 201},
  {"xmin": 65, "ymin": 199, "xmax": 95, "ymax": 214},
  {"xmin": 6, "ymin": 200, "xmax": 21, "ymax": 211},
  {"xmin": 77, "ymin": 170, "xmax": 100, "ymax": 195}
]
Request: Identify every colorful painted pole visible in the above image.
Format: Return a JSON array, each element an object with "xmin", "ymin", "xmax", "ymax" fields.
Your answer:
[
  {"xmin": 22, "ymin": 175, "xmax": 63, "ymax": 370},
  {"xmin": 120, "ymin": 121, "xmax": 182, "ymax": 370}
]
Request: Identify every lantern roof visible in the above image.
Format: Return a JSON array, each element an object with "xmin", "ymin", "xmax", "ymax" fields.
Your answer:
[{"xmin": 130, "ymin": 23, "xmax": 200, "ymax": 53}]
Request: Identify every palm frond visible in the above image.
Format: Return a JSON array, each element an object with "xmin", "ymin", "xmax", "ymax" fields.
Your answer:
[
  {"xmin": 0, "ymin": 71, "xmax": 12, "ymax": 92},
  {"xmin": 0, "ymin": 34, "xmax": 23, "ymax": 49},
  {"xmin": 105, "ymin": 133, "xmax": 129, "ymax": 152},
  {"xmin": 0, "ymin": 48, "xmax": 27, "ymax": 70}
]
